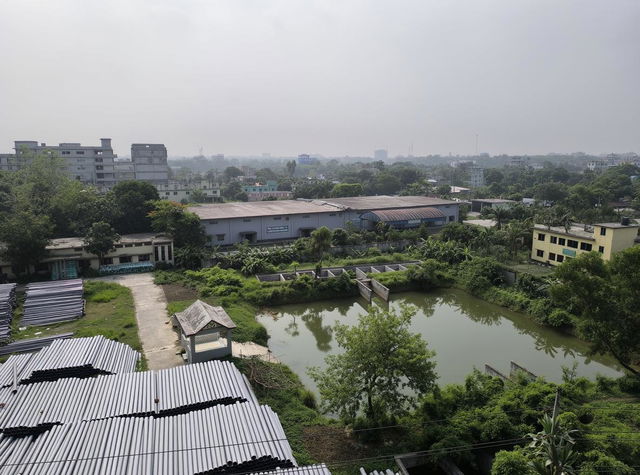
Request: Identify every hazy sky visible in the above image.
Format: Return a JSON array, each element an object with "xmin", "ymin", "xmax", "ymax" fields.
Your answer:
[{"xmin": 1, "ymin": 0, "xmax": 638, "ymax": 157}]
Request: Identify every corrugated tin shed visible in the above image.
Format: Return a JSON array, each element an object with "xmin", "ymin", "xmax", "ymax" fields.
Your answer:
[
  {"xmin": 364, "ymin": 206, "xmax": 445, "ymax": 222},
  {"xmin": 174, "ymin": 300, "xmax": 237, "ymax": 336}
]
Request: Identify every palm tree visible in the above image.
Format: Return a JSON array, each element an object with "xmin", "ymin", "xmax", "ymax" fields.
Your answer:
[{"xmin": 489, "ymin": 207, "xmax": 511, "ymax": 229}]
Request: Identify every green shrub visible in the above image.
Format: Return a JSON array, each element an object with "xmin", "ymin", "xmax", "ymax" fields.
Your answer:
[{"xmin": 457, "ymin": 257, "xmax": 504, "ymax": 294}]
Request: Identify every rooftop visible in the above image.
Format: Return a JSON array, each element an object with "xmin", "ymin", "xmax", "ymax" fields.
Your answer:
[
  {"xmin": 174, "ymin": 300, "xmax": 237, "ymax": 336},
  {"xmin": 533, "ymin": 224, "xmax": 595, "ymax": 240},
  {"xmin": 315, "ymin": 195, "xmax": 458, "ymax": 210},
  {"xmin": 364, "ymin": 206, "xmax": 446, "ymax": 222},
  {"xmin": 189, "ymin": 200, "xmax": 339, "ymax": 220},
  {"xmin": 46, "ymin": 233, "xmax": 171, "ymax": 250},
  {"xmin": 597, "ymin": 221, "xmax": 640, "ymax": 229},
  {"xmin": 470, "ymin": 198, "xmax": 516, "ymax": 204}
]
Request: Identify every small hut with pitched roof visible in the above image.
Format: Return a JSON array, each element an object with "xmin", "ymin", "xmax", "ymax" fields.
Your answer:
[{"xmin": 173, "ymin": 300, "xmax": 237, "ymax": 363}]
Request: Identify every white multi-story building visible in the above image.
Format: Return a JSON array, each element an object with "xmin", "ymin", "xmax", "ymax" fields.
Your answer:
[
  {"xmin": 155, "ymin": 180, "xmax": 221, "ymax": 203},
  {"xmin": 131, "ymin": 143, "xmax": 169, "ymax": 183},
  {"xmin": 11, "ymin": 138, "xmax": 117, "ymax": 190}
]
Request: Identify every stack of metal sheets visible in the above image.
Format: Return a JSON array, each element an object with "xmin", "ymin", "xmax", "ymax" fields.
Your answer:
[
  {"xmin": 0, "ymin": 360, "xmax": 256, "ymax": 435},
  {"xmin": 0, "ymin": 403, "xmax": 296, "ymax": 475},
  {"xmin": 0, "ymin": 334, "xmax": 73, "ymax": 357},
  {"xmin": 18, "ymin": 335, "xmax": 140, "ymax": 383},
  {"xmin": 22, "ymin": 280, "xmax": 84, "ymax": 327},
  {"xmin": 0, "ymin": 284, "xmax": 17, "ymax": 342}
]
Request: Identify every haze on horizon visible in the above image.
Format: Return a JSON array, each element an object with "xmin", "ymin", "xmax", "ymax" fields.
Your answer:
[{"xmin": 1, "ymin": 0, "xmax": 638, "ymax": 158}]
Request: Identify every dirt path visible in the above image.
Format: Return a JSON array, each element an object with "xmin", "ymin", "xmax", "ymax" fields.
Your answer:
[{"xmin": 91, "ymin": 274, "xmax": 183, "ymax": 369}]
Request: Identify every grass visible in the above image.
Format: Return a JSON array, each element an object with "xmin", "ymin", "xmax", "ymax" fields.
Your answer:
[
  {"xmin": 11, "ymin": 281, "xmax": 147, "ymax": 369},
  {"xmin": 508, "ymin": 262, "xmax": 555, "ymax": 277}
]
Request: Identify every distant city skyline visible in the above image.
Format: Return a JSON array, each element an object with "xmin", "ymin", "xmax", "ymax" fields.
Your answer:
[{"xmin": 1, "ymin": 0, "xmax": 638, "ymax": 157}]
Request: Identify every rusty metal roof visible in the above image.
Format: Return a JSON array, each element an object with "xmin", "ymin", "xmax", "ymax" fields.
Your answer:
[{"xmin": 365, "ymin": 206, "xmax": 446, "ymax": 222}]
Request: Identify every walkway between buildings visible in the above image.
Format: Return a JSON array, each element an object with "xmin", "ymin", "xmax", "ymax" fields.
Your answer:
[{"xmin": 91, "ymin": 274, "xmax": 183, "ymax": 370}]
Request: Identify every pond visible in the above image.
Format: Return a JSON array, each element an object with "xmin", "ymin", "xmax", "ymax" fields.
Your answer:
[{"xmin": 256, "ymin": 289, "xmax": 622, "ymax": 394}]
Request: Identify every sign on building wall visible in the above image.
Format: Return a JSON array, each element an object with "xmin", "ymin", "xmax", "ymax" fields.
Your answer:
[
  {"xmin": 562, "ymin": 248, "xmax": 576, "ymax": 257},
  {"xmin": 267, "ymin": 225, "xmax": 289, "ymax": 234}
]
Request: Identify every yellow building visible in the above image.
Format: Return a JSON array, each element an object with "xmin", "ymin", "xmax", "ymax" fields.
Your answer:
[{"xmin": 531, "ymin": 221, "xmax": 639, "ymax": 266}]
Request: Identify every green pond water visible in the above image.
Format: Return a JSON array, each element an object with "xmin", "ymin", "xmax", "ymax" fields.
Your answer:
[{"xmin": 256, "ymin": 289, "xmax": 622, "ymax": 394}]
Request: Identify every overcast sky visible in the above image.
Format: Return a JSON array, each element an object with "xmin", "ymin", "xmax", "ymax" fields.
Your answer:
[{"xmin": 1, "ymin": 0, "xmax": 638, "ymax": 158}]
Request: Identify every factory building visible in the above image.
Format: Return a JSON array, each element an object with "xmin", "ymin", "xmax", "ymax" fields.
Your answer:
[{"xmin": 189, "ymin": 195, "xmax": 459, "ymax": 246}]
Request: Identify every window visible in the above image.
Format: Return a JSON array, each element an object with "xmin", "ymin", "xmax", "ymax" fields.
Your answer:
[
  {"xmin": 216, "ymin": 234, "xmax": 225, "ymax": 241},
  {"xmin": 550, "ymin": 236, "xmax": 557, "ymax": 244},
  {"xmin": 210, "ymin": 220, "xmax": 218, "ymax": 224},
  {"xmin": 96, "ymin": 165, "xmax": 103, "ymax": 170},
  {"xmin": 243, "ymin": 218, "xmax": 251, "ymax": 222},
  {"xmin": 273, "ymin": 217, "xmax": 281, "ymax": 220},
  {"xmin": 97, "ymin": 173, "xmax": 104, "ymax": 178},
  {"xmin": 449, "ymin": 216, "xmax": 455, "ymax": 222},
  {"xmin": 600, "ymin": 227, "xmax": 607, "ymax": 236},
  {"xmin": 329, "ymin": 213, "xmax": 336, "ymax": 216},
  {"xmin": 173, "ymin": 192, "xmax": 178, "ymax": 195},
  {"xmin": 580, "ymin": 242, "xmax": 592, "ymax": 251},
  {"xmin": 76, "ymin": 151, "xmax": 85, "ymax": 155},
  {"xmin": 165, "ymin": 192, "xmax": 170, "ymax": 196},
  {"xmin": 61, "ymin": 151, "xmax": 71, "ymax": 155},
  {"xmin": 167, "ymin": 246, "xmax": 172, "ymax": 261},
  {"xmin": 537, "ymin": 233, "xmax": 546, "ymax": 241},
  {"xmin": 567, "ymin": 240, "xmax": 578, "ymax": 249},
  {"xmin": 102, "ymin": 257, "xmax": 113, "ymax": 265},
  {"xmin": 302, "ymin": 215, "xmax": 310, "ymax": 218},
  {"xmin": 536, "ymin": 249, "xmax": 544, "ymax": 257},
  {"xmin": 138, "ymin": 254, "xmax": 150, "ymax": 262},
  {"xmin": 558, "ymin": 238, "xmax": 566, "ymax": 246},
  {"xmin": 549, "ymin": 252, "xmax": 556, "ymax": 261},
  {"xmin": 119, "ymin": 256, "xmax": 132, "ymax": 263},
  {"xmin": 598, "ymin": 246, "xmax": 605, "ymax": 253},
  {"xmin": 556, "ymin": 255, "xmax": 564, "ymax": 263},
  {"xmin": 95, "ymin": 157, "xmax": 103, "ymax": 162}
]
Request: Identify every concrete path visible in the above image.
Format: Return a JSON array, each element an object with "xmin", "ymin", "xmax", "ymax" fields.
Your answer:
[
  {"xmin": 91, "ymin": 274, "xmax": 183, "ymax": 370},
  {"xmin": 232, "ymin": 341, "xmax": 280, "ymax": 363}
]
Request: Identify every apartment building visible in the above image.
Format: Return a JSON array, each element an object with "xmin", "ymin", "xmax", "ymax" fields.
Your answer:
[
  {"xmin": 155, "ymin": 180, "xmax": 221, "ymax": 203},
  {"xmin": 531, "ymin": 219, "xmax": 639, "ymax": 266},
  {"xmin": 131, "ymin": 143, "xmax": 169, "ymax": 183},
  {"xmin": 11, "ymin": 138, "xmax": 117, "ymax": 190}
]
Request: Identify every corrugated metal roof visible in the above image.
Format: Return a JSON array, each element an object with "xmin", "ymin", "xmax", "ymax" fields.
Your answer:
[
  {"xmin": 189, "ymin": 200, "xmax": 339, "ymax": 220},
  {"xmin": 321, "ymin": 195, "xmax": 457, "ymax": 210},
  {"xmin": 365, "ymin": 206, "xmax": 446, "ymax": 222},
  {"xmin": 174, "ymin": 300, "xmax": 237, "ymax": 336}
]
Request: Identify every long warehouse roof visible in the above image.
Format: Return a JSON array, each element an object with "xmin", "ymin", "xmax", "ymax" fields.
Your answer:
[
  {"xmin": 189, "ymin": 195, "xmax": 458, "ymax": 221},
  {"xmin": 189, "ymin": 200, "xmax": 339, "ymax": 220}
]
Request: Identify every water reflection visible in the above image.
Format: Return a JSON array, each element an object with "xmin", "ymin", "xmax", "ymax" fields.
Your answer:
[{"xmin": 258, "ymin": 289, "xmax": 622, "ymax": 390}]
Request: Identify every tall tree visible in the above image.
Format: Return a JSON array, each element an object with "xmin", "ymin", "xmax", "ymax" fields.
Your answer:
[
  {"xmin": 308, "ymin": 304, "xmax": 437, "ymax": 422},
  {"xmin": 148, "ymin": 200, "xmax": 206, "ymax": 248},
  {"xmin": 286, "ymin": 160, "xmax": 297, "ymax": 177},
  {"xmin": 551, "ymin": 247, "xmax": 640, "ymax": 377},
  {"xmin": 0, "ymin": 211, "xmax": 53, "ymax": 276},
  {"xmin": 330, "ymin": 183, "xmax": 363, "ymax": 198},
  {"xmin": 309, "ymin": 226, "xmax": 332, "ymax": 259},
  {"xmin": 83, "ymin": 222, "xmax": 120, "ymax": 263},
  {"xmin": 110, "ymin": 181, "xmax": 159, "ymax": 234}
]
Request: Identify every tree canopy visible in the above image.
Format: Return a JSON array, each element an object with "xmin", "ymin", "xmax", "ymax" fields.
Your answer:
[
  {"xmin": 551, "ymin": 247, "xmax": 640, "ymax": 377},
  {"xmin": 83, "ymin": 222, "xmax": 120, "ymax": 262},
  {"xmin": 308, "ymin": 304, "xmax": 437, "ymax": 422}
]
